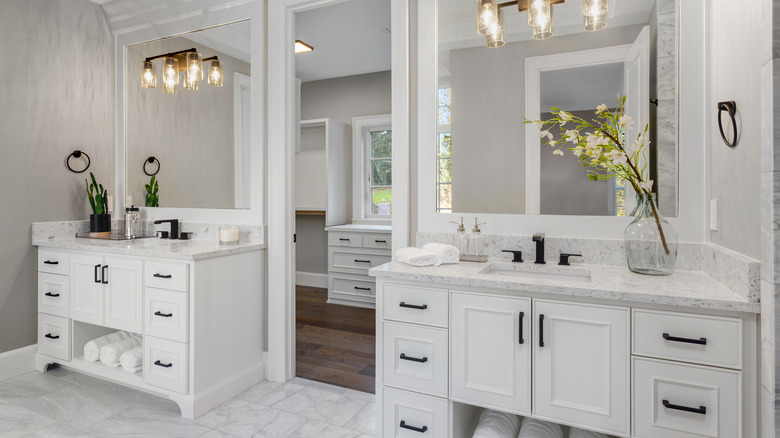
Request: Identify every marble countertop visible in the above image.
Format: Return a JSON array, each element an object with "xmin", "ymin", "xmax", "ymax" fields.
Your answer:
[
  {"xmin": 33, "ymin": 237, "xmax": 265, "ymax": 261},
  {"xmin": 370, "ymin": 260, "xmax": 759, "ymax": 313},
  {"xmin": 325, "ymin": 224, "xmax": 392, "ymax": 233}
]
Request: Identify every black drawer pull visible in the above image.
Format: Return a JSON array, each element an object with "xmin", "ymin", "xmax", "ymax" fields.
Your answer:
[
  {"xmin": 399, "ymin": 302, "xmax": 428, "ymax": 310},
  {"xmin": 154, "ymin": 311, "xmax": 173, "ymax": 318},
  {"xmin": 45, "ymin": 292, "xmax": 61, "ymax": 297},
  {"xmin": 354, "ymin": 259, "xmax": 371, "ymax": 264},
  {"xmin": 154, "ymin": 360, "xmax": 173, "ymax": 368},
  {"xmin": 539, "ymin": 314, "xmax": 545, "ymax": 347},
  {"xmin": 339, "ymin": 238, "xmax": 351, "ymax": 241},
  {"xmin": 354, "ymin": 286, "xmax": 372, "ymax": 291},
  {"xmin": 45, "ymin": 334, "xmax": 60, "ymax": 340},
  {"xmin": 153, "ymin": 273, "xmax": 172, "ymax": 279},
  {"xmin": 662, "ymin": 399, "xmax": 706, "ymax": 415},
  {"xmin": 400, "ymin": 353, "xmax": 428, "ymax": 363},
  {"xmin": 519, "ymin": 312, "xmax": 525, "ymax": 344},
  {"xmin": 400, "ymin": 421, "xmax": 428, "ymax": 433},
  {"xmin": 101, "ymin": 265, "xmax": 108, "ymax": 284},
  {"xmin": 662, "ymin": 333, "xmax": 707, "ymax": 345},
  {"xmin": 94, "ymin": 264, "xmax": 101, "ymax": 283},
  {"xmin": 43, "ymin": 260, "xmax": 59, "ymax": 265},
  {"xmin": 375, "ymin": 239, "xmax": 387, "ymax": 243}
]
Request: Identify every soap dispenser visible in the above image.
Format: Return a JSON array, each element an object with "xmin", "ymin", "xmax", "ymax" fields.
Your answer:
[
  {"xmin": 449, "ymin": 217, "xmax": 467, "ymax": 257},
  {"xmin": 464, "ymin": 218, "xmax": 488, "ymax": 262}
]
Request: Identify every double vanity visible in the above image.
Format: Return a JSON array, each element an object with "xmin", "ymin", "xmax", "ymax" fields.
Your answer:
[{"xmin": 371, "ymin": 256, "xmax": 758, "ymax": 438}]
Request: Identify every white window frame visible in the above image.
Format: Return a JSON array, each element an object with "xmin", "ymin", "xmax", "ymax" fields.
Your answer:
[{"xmin": 352, "ymin": 114, "xmax": 392, "ymax": 224}]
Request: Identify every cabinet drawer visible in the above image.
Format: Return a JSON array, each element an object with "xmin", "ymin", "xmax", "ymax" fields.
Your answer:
[
  {"xmin": 144, "ymin": 288, "xmax": 189, "ymax": 342},
  {"xmin": 362, "ymin": 233, "xmax": 391, "ymax": 249},
  {"xmin": 633, "ymin": 309, "xmax": 742, "ymax": 369},
  {"xmin": 383, "ymin": 284, "xmax": 448, "ymax": 328},
  {"xmin": 328, "ymin": 232, "xmax": 363, "ymax": 248},
  {"xmin": 332, "ymin": 277, "xmax": 376, "ymax": 298},
  {"xmin": 383, "ymin": 387, "xmax": 448, "ymax": 438},
  {"xmin": 329, "ymin": 249, "xmax": 391, "ymax": 273},
  {"xmin": 143, "ymin": 261, "xmax": 189, "ymax": 292},
  {"xmin": 383, "ymin": 322, "xmax": 448, "ymax": 397},
  {"xmin": 38, "ymin": 250, "xmax": 70, "ymax": 275},
  {"xmin": 633, "ymin": 358, "xmax": 740, "ymax": 438},
  {"xmin": 38, "ymin": 313, "xmax": 71, "ymax": 361},
  {"xmin": 38, "ymin": 273, "xmax": 70, "ymax": 317},
  {"xmin": 144, "ymin": 336, "xmax": 188, "ymax": 394}
]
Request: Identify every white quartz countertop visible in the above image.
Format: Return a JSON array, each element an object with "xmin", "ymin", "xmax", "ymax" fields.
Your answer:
[
  {"xmin": 325, "ymin": 224, "xmax": 392, "ymax": 233},
  {"xmin": 370, "ymin": 260, "xmax": 759, "ymax": 313},
  {"xmin": 33, "ymin": 237, "xmax": 265, "ymax": 261}
]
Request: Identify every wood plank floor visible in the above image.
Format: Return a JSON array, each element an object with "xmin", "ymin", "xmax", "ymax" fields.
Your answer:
[{"xmin": 295, "ymin": 285, "xmax": 376, "ymax": 393}]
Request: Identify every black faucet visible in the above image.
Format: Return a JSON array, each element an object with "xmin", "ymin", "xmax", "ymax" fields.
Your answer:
[
  {"xmin": 502, "ymin": 250, "xmax": 524, "ymax": 263},
  {"xmin": 154, "ymin": 219, "xmax": 179, "ymax": 239},
  {"xmin": 559, "ymin": 253, "xmax": 582, "ymax": 266},
  {"xmin": 532, "ymin": 233, "xmax": 545, "ymax": 264}
]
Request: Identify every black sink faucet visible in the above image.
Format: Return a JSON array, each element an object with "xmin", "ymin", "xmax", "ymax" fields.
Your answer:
[
  {"xmin": 154, "ymin": 219, "xmax": 179, "ymax": 239},
  {"xmin": 533, "ymin": 233, "xmax": 545, "ymax": 264}
]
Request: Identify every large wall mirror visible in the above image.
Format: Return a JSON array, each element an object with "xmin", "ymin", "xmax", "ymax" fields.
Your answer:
[
  {"xmin": 125, "ymin": 20, "xmax": 251, "ymax": 210},
  {"xmin": 436, "ymin": 0, "xmax": 678, "ymax": 218}
]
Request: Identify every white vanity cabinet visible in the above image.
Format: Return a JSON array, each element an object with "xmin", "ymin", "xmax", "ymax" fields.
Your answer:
[{"xmin": 326, "ymin": 224, "xmax": 392, "ymax": 308}]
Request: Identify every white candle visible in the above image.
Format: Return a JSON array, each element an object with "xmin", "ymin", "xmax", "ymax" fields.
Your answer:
[{"xmin": 219, "ymin": 227, "xmax": 239, "ymax": 243}]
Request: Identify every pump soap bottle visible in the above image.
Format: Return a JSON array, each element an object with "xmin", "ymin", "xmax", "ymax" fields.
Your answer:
[
  {"xmin": 450, "ymin": 217, "xmax": 467, "ymax": 260},
  {"xmin": 463, "ymin": 218, "xmax": 487, "ymax": 262}
]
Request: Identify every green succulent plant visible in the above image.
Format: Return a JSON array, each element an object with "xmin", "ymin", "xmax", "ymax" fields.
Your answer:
[
  {"xmin": 85, "ymin": 172, "xmax": 108, "ymax": 215},
  {"xmin": 145, "ymin": 175, "xmax": 159, "ymax": 207}
]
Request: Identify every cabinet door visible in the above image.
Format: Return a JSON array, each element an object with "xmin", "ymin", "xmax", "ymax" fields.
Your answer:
[
  {"xmin": 103, "ymin": 257, "xmax": 143, "ymax": 332},
  {"xmin": 451, "ymin": 292, "xmax": 531, "ymax": 415},
  {"xmin": 70, "ymin": 254, "xmax": 105, "ymax": 325},
  {"xmin": 534, "ymin": 300, "xmax": 629, "ymax": 436}
]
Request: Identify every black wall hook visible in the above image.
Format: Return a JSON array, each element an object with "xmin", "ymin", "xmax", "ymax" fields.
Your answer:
[
  {"xmin": 717, "ymin": 101, "xmax": 738, "ymax": 147},
  {"xmin": 144, "ymin": 156, "xmax": 161, "ymax": 176},
  {"xmin": 66, "ymin": 150, "xmax": 91, "ymax": 173}
]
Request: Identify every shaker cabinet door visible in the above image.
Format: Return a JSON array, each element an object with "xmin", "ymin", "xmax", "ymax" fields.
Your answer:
[
  {"xmin": 70, "ymin": 254, "xmax": 105, "ymax": 325},
  {"xmin": 103, "ymin": 257, "xmax": 143, "ymax": 332}
]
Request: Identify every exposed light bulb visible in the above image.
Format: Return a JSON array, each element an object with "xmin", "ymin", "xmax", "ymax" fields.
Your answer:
[
  {"xmin": 583, "ymin": 0, "xmax": 608, "ymax": 31},
  {"xmin": 208, "ymin": 59, "xmax": 224, "ymax": 87},
  {"xmin": 141, "ymin": 61, "xmax": 156, "ymax": 88},
  {"xmin": 528, "ymin": 0, "xmax": 553, "ymax": 40},
  {"xmin": 485, "ymin": 8, "xmax": 505, "ymax": 48},
  {"xmin": 162, "ymin": 57, "xmax": 179, "ymax": 94},
  {"xmin": 476, "ymin": 0, "xmax": 498, "ymax": 36}
]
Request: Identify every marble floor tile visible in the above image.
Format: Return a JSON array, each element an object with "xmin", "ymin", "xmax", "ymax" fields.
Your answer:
[
  {"xmin": 6, "ymin": 421, "xmax": 101, "ymax": 438},
  {"xmin": 0, "ymin": 400, "xmax": 56, "ymax": 436},
  {"xmin": 199, "ymin": 430, "xmax": 242, "ymax": 438},
  {"xmin": 195, "ymin": 398, "xmax": 309, "ymax": 438},
  {"xmin": 0, "ymin": 371, "xmax": 78, "ymax": 400},
  {"xmin": 269, "ymin": 386, "xmax": 369, "ymax": 427},
  {"xmin": 291, "ymin": 377, "xmax": 349, "ymax": 395},
  {"xmin": 288, "ymin": 420, "xmax": 364, "ymax": 438},
  {"xmin": 236, "ymin": 380, "xmax": 285, "ymax": 404},
  {"xmin": 85, "ymin": 406, "xmax": 210, "ymax": 438},
  {"xmin": 253, "ymin": 382, "xmax": 307, "ymax": 406},
  {"xmin": 344, "ymin": 402, "xmax": 376, "ymax": 435}
]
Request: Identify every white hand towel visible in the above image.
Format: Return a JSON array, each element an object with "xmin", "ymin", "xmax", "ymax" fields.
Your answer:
[
  {"xmin": 569, "ymin": 428, "xmax": 607, "ymax": 438},
  {"xmin": 122, "ymin": 364, "xmax": 142, "ymax": 374},
  {"xmin": 422, "ymin": 243, "xmax": 460, "ymax": 264},
  {"xmin": 119, "ymin": 346, "xmax": 143, "ymax": 371},
  {"xmin": 83, "ymin": 331, "xmax": 132, "ymax": 362},
  {"xmin": 518, "ymin": 418, "xmax": 563, "ymax": 438},
  {"xmin": 100, "ymin": 336, "xmax": 142, "ymax": 367},
  {"xmin": 473, "ymin": 409, "xmax": 521, "ymax": 438},
  {"xmin": 395, "ymin": 247, "xmax": 441, "ymax": 267}
]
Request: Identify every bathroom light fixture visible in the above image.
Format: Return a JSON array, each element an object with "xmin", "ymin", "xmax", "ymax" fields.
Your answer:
[
  {"xmin": 582, "ymin": 0, "xmax": 608, "ymax": 31},
  {"xmin": 295, "ymin": 40, "xmax": 314, "ymax": 53},
  {"xmin": 528, "ymin": 0, "xmax": 553, "ymax": 40},
  {"xmin": 141, "ymin": 61, "xmax": 156, "ymax": 88},
  {"xmin": 162, "ymin": 57, "xmax": 179, "ymax": 94},
  {"xmin": 485, "ymin": 8, "xmax": 506, "ymax": 48},
  {"xmin": 207, "ymin": 59, "xmax": 224, "ymax": 87},
  {"xmin": 476, "ymin": 0, "xmax": 499, "ymax": 36},
  {"xmin": 140, "ymin": 48, "xmax": 223, "ymax": 94}
]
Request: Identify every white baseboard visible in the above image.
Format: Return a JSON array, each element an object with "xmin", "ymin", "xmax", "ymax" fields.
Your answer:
[
  {"xmin": 295, "ymin": 271, "xmax": 328, "ymax": 288},
  {"xmin": 0, "ymin": 344, "xmax": 37, "ymax": 381}
]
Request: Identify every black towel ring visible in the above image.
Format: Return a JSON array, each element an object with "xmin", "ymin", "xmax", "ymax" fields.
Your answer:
[
  {"xmin": 66, "ymin": 150, "xmax": 91, "ymax": 173},
  {"xmin": 717, "ymin": 101, "xmax": 738, "ymax": 147},
  {"xmin": 143, "ymin": 156, "xmax": 161, "ymax": 176}
]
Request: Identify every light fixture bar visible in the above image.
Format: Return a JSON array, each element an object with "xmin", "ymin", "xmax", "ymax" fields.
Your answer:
[
  {"xmin": 494, "ymin": 0, "xmax": 564, "ymax": 12},
  {"xmin": 145, "ymin": 48, "xmax": 197, "ymax": 63}
]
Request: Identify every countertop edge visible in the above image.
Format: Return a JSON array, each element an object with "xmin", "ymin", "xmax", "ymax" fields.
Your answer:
[{"xmin": 33, "ymin": 239, "xmax": 266, "ymax": 261}]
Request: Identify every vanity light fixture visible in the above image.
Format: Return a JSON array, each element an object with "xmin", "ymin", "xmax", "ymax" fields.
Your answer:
[
  {"xmin": 140, "ymin": 48, "xmax": 223, "ymax": 94},
  {"xmin": 528, "ymin": 0, "xmax": 553, "ymax": 40},
  {"xmin": 207, "ymin": 58, "xmax": 224, "ymax": 87},
  {"xmin": 485, "ymin": 8, "xmax": 506, "ymax": 47},
  {"xmin": 476, "ymin": 0, "xmax": 499, "ymax": 36},
  {"xmin": 162, "ymin": 57, "xmax": 179, "ymax": 94},
  {"xmin": 141, "ymin": 61, "xmax": 156, "ymax": 88},
  {"xmin": 582, "ymin": 0, "xmax": 608, "ymax": 31},
  {"xmin": 295, "ymin": 40, "xmax": 314, "ymax": 53}
]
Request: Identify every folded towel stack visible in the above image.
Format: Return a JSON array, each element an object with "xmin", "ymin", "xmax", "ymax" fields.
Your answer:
[
  {"xmin": 517, "ymin": 418, "xmax": 563, "ymax": 438},
  {"xmin": 395, "ymin": 247, "xmax": 441, "ymax": 267},
  {"xmin": 100, "ymin": 335, "xmax": 142, "ymax": 367},
  {"xmin": 83, "ymin": 331, "xmax": 132, "ymax": 362},
  {"xmin": 119, "ymin": 346, "xmax": 143, "ymax": 373},
  {"xmin": 472, "ymin": 409, "xmax": 521, "ymax": 438},
  {"xmin": 422, "ymin": 243, "xmax": 460, "ymax": 264},
  {"xmin": 568, "ymin": 428, "xmax": 607, "ymax": 438}
]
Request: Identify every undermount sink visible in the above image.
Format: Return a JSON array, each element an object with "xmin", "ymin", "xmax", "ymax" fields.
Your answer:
[{"xmin": 479, "ymin": 263, "xmax": 592, "ymax": 283}]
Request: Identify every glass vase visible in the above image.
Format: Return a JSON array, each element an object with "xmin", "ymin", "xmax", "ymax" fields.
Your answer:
[{"xmin": 624, "ymin": 193, "xmax": 678, "ymax": 275}]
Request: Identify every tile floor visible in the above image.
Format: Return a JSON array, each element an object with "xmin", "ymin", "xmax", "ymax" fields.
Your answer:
[{"xmin": 0, "ymin": 367, "xmax": 375, "ymax": 437}]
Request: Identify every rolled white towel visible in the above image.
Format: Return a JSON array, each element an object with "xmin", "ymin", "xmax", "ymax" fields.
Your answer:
[
  {"xmin": 83, "ymin": 331, "xmax": 132, "ymax": 362},
  {"xmin": 100, "ymin": 336, "xmax": 142, "ymax": 367},
  {"xmin": 119, "ymin": 346, "xmax": 143, "ymax": 371},
  {"xmin": 473, "ymin": 409, "xmax": 521, "ymax": 438},
  {"xmin": 569, "ymin": 428, "xmax": 607, "ymax": 438},
  {"xmin": 422, "ymin": 243, "xmax": 460, "ymax": 264},
  {"xmin": 518, "ymin": 418, "xmax": 563, "ymax": 438},
  {"xmin": 121, "ymin": 364, "xmax": 142, "ymax": 374},
  {"xmin": 395, "ymin": 247, "xmax": 441, "ymax": 267}
]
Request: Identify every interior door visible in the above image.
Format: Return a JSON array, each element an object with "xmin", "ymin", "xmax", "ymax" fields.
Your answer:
[
  {"xmin": 451, "ymin": 292, "xmax": 531, "ymax": 415},
  {"xmin": 103, "ymin": 257, "xmax": 143, "ymax": 332},
  {"xmin": 534, "ymin": 300, "xmax": 630, "ymax": 436},
  {"xmin": 623, "ymin": 25, "xmax": 650, "ymax": 213},
  {"xmin": 70, "ymin": 254, "xmax": 105, "ymax": 325}
]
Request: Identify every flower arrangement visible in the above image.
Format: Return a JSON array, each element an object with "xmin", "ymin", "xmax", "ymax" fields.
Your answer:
[{"xmin": 525, "ymin": 95, "xmax": 670, "ymax": 255}]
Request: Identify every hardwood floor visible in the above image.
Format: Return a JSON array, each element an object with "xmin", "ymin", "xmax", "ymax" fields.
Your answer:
[{"xmin": 295, "ymin": 285, "xmax": 376, "ymax": 393}]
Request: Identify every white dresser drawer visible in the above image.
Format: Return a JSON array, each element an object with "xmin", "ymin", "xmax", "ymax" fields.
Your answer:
[
  {"xmin": 332, "ymin": 277, "xmax": 376, "ymax": 298},
  {"xmin": 383, "ymin": 322, "xmax": 448, "ymax": 397},
  {"xmin": 38, "ymin": 313, "xmax": 71, "ymax": 361},
  {"xmin": 383, "ymin": 387, "xmax": 448, "ymax": 438},
  {"xmin": 38, "ymin": 250, "xmax": 70, "ymax": 275},
  {"xmin": 329, "ymin": 249, "xmax": 391, "ymax": 273},
  {"xmin": 362, "ymin": 233, "xmax": 391, "ymax": 249},
  {"xmin": 143, "ymin": 261, "xmax": 189, "ymax": 292},
  {"xmin": 38, "ymin": 273, "xmax": 69, "ymax": 317},
  {"xmin": 633, "ymin": 358, "xmax": 740, "ymax": 438},
  {"xmin": 383, "ymin": 284, "xmax": 448, "ymax": 328},
  {"xmin": 144, "ymin": 288, "xmax": 189, "ymax": 342},
  {"xmin": 144, "ymin": 336, "xmax": 189, "ymax": 394},
  {"xmin": 328, "ymin": 232, "xmax": 364, "ymax": 248},
  {"xmin": 633, "ymin": 309, "xmax": 742, "ymax": 369}
]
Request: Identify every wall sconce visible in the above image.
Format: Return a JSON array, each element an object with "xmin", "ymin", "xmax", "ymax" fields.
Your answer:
[
  {"xmin": 486, "ymin": 8, "xmax": 506, "ymax": 48},
  {"xmin": 528, "ymin": 0, "xmax": 553, "ymax": 40},
  {"xmin": 162, "ymin": 57, "xmax": 179, "ymax": 94},
  {"xmin": 583, "ymin": 0, "xmax": 608, "ymax": 31},
  {"xmin": 141, "ymin": 48, "xmax": 223, "ymax": 94},
  {"xmin": 476, "ymin": 0, "xmax": 499, "ymax": 36},
  {"xmin": 207, "ymin": 59, "xmax": 224, "ymax": 87},
  {"xmin": 141, "ymin": 61, "xmax": 156, "ymax": 88}
]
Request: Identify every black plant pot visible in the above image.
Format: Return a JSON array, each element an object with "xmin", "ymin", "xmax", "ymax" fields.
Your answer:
[{"xmin": 90, "ymin": 214, "xmax": 111, "ymax": 232}]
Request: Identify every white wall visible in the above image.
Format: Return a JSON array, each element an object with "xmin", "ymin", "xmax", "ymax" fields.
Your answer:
[{"xmin": 0, "ymin": 0, "xmax": 115, "ymax": 353}]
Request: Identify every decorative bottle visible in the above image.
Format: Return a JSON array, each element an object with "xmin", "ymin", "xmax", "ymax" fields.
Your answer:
[
  {"xmin": 450, "ymin": 217, "xmax": 467, "ymax": 258},
  {"xmin": 624, "ymin": 193, "xmax": 678, "ymax": 275}
]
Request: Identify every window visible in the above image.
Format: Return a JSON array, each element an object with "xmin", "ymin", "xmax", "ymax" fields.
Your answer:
[
  {"xmin": 437, "ymin": 87, "xmax": 452, "ymax": 213},
  {"xmin": 352, "ymin": 115, "xmax": 392, "ymax": 222},
  {"xmin": 368, "ymin": 129, "xmax": 392, "ymax": 216}
]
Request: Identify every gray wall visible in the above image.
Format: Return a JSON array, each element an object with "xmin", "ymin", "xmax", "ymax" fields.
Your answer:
[
  {"xmin": 126, "ymin": 36, "xmax": 250, "ymax": 209},
  {"xmin": 295, "ymin": 71, "xmax": 391, "ymax": 277},
  {"xmin": 0, "ymin": 0, "xmax": 115, "ymax": 353}
]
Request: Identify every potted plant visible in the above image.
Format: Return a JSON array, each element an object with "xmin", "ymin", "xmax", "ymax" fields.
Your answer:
[
  {"xmin": 145, "ymin": 175, "xmax": 159, "ymax": 207},
  {"xmin": 85, "ymin": 172, "xmax": 111, "ymax": 232}
]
